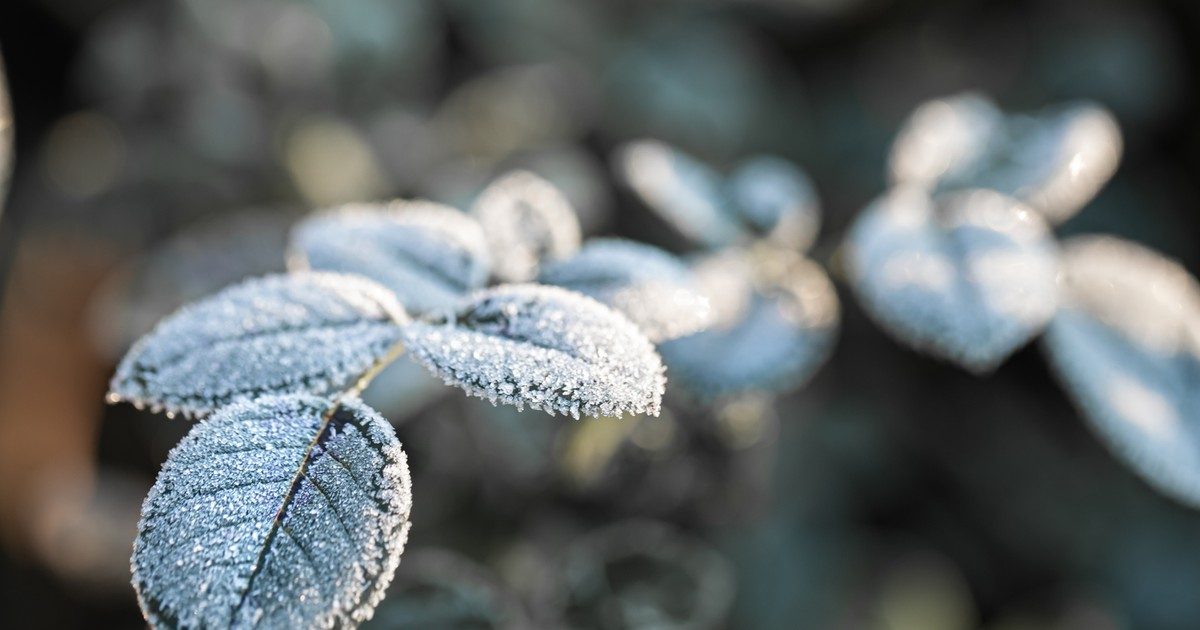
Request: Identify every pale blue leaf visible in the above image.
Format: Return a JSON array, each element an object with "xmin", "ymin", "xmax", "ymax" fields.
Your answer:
[
  {"xmin": 845, "ymin": 188, "xmax": 1058, "ymax": 372},
  {"xmin": 290, "ymin": 201, "xmax": 490, "ymax": 314},
  {"xmin": 660, "ymin": 248, "xmax": 839, "ymax": 399},
  {"xmin": 109, "ymin": 272, "xmax": 407, "ymax": 418},
  {"xmin": 613, "ymin": 140, "xmax": 743, "ymax": 249},
  {"xmin": 1044, "ymin": 236, "xmax": 1200, "ymax": 507},
  {"xmin": 726, "ymin": 155, "xmax": 821, "ymax": 251},
  {"xmin": 132, "ymin": 395, "xmax": 412, "ymax": 629},
  {"xmin": 537, "ymin": 238, "xmax": 713, "ymax": 342},
  {"xmin": 402, "ymin": 284, "xmax": 666, "ymax": 418},
  {"xmin": 471, "ymin": 170, "xmax": 582, "ymax": 282},
  {"xmin": 891, "ymin": 93, "xmax": 1122, "ymax": 224}
]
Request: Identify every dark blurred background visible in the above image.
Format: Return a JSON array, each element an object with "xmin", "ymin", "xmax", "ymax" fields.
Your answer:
[{"xmin": 1, "ymin": 0, "xmax": 1199, "ymax": 628}]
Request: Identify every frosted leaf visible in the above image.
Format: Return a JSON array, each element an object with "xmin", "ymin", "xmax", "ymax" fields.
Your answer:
[
  {"xmin": 89, "ymin": 209, "xmax": 296, "ymax": 359},
  {"xmin": 363, "ymin": 549, "xmax": 531, "ymax": 629},
  {"xmin": 845, "ymin": 188, "xmax": 1058, "ymax": 372},
  {"xmin": 1043, "ymin": 236, "xmax": 1200, "ymax": 507},
  {"xmin": 402, "ymin": 284, "xmax": 666, "ymax": 418},
  {"xmin": 290, "ymin": 200, "xmax": 490, "ymax": 314},
  {"xmin": 660, "ymin": 247, "xmax": 839, "ymax": 399},
  {"xmin": 132, "ymin": 395, "xmax": 412, "ymax": 629},
  {"xmin": 471, "ymin": 171, "xmax": 582, "ymax": 282},
  {"xmin": 109, "ymin": 272, "xmax": 407, "ymax": 418},
  {"xmin": 890, "ymin": 93, "xmax": 1122, "ymax": 224},
  {"xmin": 726, "ymin": 155, "xmax": 821, "ymax": 251},
  {"xmin": 613, "ymin": 140, "xmax": 743, "ymax": 249},
  {"xmin": 537, "ymin": 238, "xmax": 713, "ymax": 343}
]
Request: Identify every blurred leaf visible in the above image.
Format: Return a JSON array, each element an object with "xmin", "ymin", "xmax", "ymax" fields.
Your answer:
[
  {"xmin": 132, "ymin": 395, "xmax": 412, "ymax": 628},
  {"xmin": 471, "ymin": 170, "xmax": 582, "ymax": 283},
  {"xmin": 890, "ymin": 93, "xmax": 1122, "ymax": 224},
  {"xmin": 290, "ymin": 200, "xmax": 491, "ymax": 315},
  {"xmin": 109, "ymin": 272, "xmax": 406, "ymax": 418},
  {"xmin": 846, "ymin": 188, "xmax": 1058, "ymax": 372},
  {"xmin": 661, "ymin": 247, "xmax": 839, "ymax": 400},
  {"xmin": 538, "ymin": 238, "xmax": 713, "ymax": 342},
  {"xmin": 613, "ymin": 140, "xmax": 742, "ymax": 249},
  {"xmin": 1044, "ymin": 236, "xmax": 1200, "ymax": 507},
  {"xmin": 402, "ymin": 284, "xmax": 665, "ymax": 418},
  {"xmin": 726, "ymin": 155, "xmax": 821, "ymax": 251}
]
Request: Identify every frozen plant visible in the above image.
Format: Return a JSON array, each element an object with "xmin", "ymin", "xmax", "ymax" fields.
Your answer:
[{"xmin": 106, "ymin": 171, "xmax": 712, "ymax": 628}]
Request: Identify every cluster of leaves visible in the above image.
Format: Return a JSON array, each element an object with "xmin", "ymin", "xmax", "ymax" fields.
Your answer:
[
  {"xmin": 107, "ymin": 171, "xmax": 719, "ymax": 627},
  {"xmin": 615, "ymin": 93, "xmax": 1200, "ymax": 520},
  {"xmin": 848, "ymin": 93, "xmax": 1200, "ymax": 510}
]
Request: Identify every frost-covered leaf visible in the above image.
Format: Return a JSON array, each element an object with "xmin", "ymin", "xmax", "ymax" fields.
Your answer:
[
  {"xmin": 890, "ymin": 93, "xmax": 1122, "ymax": 224},
  {"xmin": 290, "ymin": 201, "xmax": 490, "ymax": 314},
  {"xmin": 402, "ymin": 284, "xmax": 665, "ymax": 418},
  {"xmin": 845, "ymin": 188, "xmax": 1058, "ymax": 372},
  {"xmin": 1043, "ymin": 236, "xmax": 1200, "ymax": 507},
  {"xmin": 364, "ymin": 549, "xmax": 531, "ymax": 629},
  {"xmin": 660, "ymin": 247, "xmax": 839, "ymax": 399},
  {"xmin": 132, "ymin": 395, "xmax": 412, "ymax": 628},
  {"xmin": 90, "ymin": 209, "xmax": 297, "ymax": 359},
  {"xmin": 613, "ymin": 140, "xmax": 742, "ymax": 249},
  {"xmin": 109, "ymin": 272, "xmax": 407, "ymax": 418},
  {"xmin": 471, "ymin": 171, "xmax": 581, "ymax": 282},
  {"xmin": 537, "ymin": 238, "xmax": 713, "ymax": 343},
  {"xmin": 726, "ymin": 155, "xmax": 821, "ymax": 251}
]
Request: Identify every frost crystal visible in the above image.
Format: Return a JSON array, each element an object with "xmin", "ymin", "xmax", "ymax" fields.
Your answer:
[
  {"xmin": 109, "ymin": 272, "xmax": 408, "ymax": 418},
  {"xmin": 1043, "ymin": 236, "xmax": 1200, "ymax": 507},
  {"xmin": 471, "ymin": 171, "xmax": 582, "ymax": 282},
  {"xmin": 845, "ymin": 188, "xmax": 1058, "ymax": 372},
  {"xmin": 726, "ymin": 155, "xmax": 821, "ymax": 251},
  {"xmin": 660, "ymin": 247, "xmax": 839, "ymax": 399},
  {"xmin": 132, "ymin": 395, "xmax": 412, "ymax": 629},
  {"xmin": 613, "ymin": 140, "xmax": 742, "ymax": 249},
  {"xmin": 537, "ymin": 238, "xmax": 713, "ymax": 343},
  {"xmin": 890, "ymin": 93, "xmax": 1122, "ymax": 224},
  {"xmin": 401, "ymin": 284, "xmax": 666, "ymax": 418},
  {"xmin": 290, "ymin": 201, "xmax": 491, "ymax": 314}
]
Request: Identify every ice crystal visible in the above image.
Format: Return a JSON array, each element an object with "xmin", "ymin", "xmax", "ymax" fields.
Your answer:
[
  {"xmin": 132, "ymin": 395, "xmax": 412, "ymax": 629},
  {"xmin": 471, "ymin": 170, "xmax": 582, "ymax": 282},
  {"xmin": 726, "ymin": 155, "xmax": 821, "ymax": 251},
  {"xmin": 613, "ymin": 140, "xmax": 742, "ymax": 249},
  {"xmin": 660, "ymin": 247, "xmax": 840, "ymax": 399},
  {"xmin": 290, "ymin": 200, "xmax": 491, "ymax": 314},
  {"xmin": 109, "ymin": 272, "xmax": 407, "ymax": 418},
  {"xmin": 401, "ymin": 284, "xmax": 666, "ymax": 418},
  {"xmin": 890, "ymin": 93, "xmax": 1122, "ymax": 224},
  {"xmin": 845, "ymin": 187, "xmax": 1058, "ymax": 372},
  {"xmin": 537, "ymin": 238, "xmax": 713, "ymax": 343},
  {"xmin": 1043, "ymin": 236, "xmax": 1200, "ymax": 507}
]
